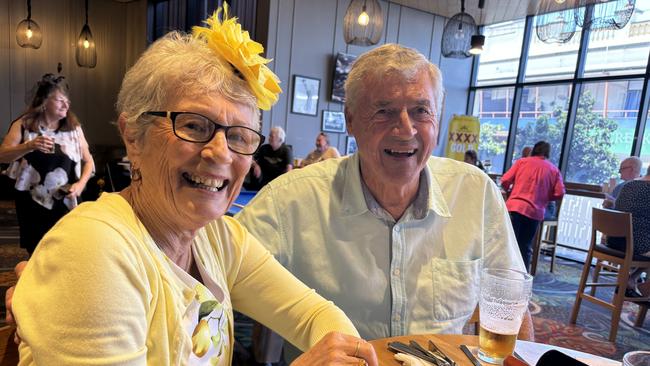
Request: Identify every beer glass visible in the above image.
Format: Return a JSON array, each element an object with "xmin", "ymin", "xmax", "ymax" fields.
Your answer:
[
  {"xmin": 623, "ymin": 351, "xmax": 650, "ymax": 366},
  {"xmin": 478, "ymin": 268, "xmax": 532, "ymax": 364}
]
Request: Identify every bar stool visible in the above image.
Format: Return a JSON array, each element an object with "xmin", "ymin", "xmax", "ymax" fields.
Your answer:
[{"xmin": 569, "ymin": 208, "xmax": 650, "ymax": 342}]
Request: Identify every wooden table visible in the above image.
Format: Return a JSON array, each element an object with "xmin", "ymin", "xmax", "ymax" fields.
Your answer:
[{"xmin": 369, "ymin": 334, "xmax": 621, "ymax": 366}]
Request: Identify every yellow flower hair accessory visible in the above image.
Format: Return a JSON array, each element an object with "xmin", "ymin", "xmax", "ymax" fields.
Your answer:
[{"xmin": 192, "ymin": 2, "xmax": 282, "ymax": 110}]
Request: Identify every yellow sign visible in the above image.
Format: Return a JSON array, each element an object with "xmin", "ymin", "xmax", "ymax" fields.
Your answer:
[{"xmin": 445, "ymin": 115, "xmax": 480, "ymax": 161}]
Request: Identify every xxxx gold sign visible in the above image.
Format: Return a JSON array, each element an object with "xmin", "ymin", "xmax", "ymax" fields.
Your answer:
[{"xmin": 445, "ymin": 115, "xmax": 480, "ymax": 161}]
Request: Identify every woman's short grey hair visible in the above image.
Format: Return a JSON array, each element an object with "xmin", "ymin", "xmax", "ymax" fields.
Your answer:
[
  {"xmin": 116, "ymin": 31, "xmax": 260, "ymax": 143},
  {"xmin": 344, "ymin": 44, "xmax": 444, "ymax": 117},
  {"xmin": 270, "ymin": 126, "xmax": 285, "ymax": 143}
]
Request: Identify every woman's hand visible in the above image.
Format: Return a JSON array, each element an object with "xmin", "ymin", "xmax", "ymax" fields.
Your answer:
[
  {"xmin": 291, "ymin": 332, "xmax": 378, "ymax": 366},
  {"xmin": 28, "ymin": 136, "xmax": 55, "ymax": 154},
  {"xmin": 66, "ymin": 181, "xmax": 85, "ymax": 199}
]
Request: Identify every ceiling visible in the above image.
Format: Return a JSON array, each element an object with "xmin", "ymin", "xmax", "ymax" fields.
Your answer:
[{"xmin": 388, "ymin": 0, "xmax": 548, "ymax": 25}]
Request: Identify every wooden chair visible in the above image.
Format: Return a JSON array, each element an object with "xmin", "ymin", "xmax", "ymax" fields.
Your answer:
[
  {"xmin": 530, "ymin": 199, "xmax": 563, "ymax": 276},
  {"xmin": 0, "ymin": 326, "xmax": 19, "ymax": 365},
  {"xmin": 569, "ymin": 208, "xmax": 650, "ymax": 342},
  {"xmin": 635, "ymin": 302, "xmax": 649, "ymax": 328}
]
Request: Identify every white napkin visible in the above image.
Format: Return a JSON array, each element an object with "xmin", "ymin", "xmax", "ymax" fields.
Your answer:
[{"xmin": 394, "ymin": 353, "xmax": 436, "ymax": 366}]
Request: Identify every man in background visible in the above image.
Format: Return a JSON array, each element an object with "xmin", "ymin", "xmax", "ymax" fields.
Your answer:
[
  {"xmin": 247, "ymin": 126, "xmax": 293, "ymax": 190},
  {"xmin": 604, "ymin": 156, "xmax": 642, "ymax": 208},
  {"xmin": 300, "ymin": 132, "xmax": 340, "ymax": 168}
]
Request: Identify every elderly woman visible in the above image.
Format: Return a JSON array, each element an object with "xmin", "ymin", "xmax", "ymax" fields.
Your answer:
[
  {"xmin": 0, "ymin": 74, "xmax": 94, "ymax": 255},
  {"xmin": 12, "ymin": 7, "xmax": 376, "ymax": 366}
]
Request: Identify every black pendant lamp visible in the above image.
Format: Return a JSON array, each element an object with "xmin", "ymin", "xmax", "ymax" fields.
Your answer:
[
  {"xmin": 16, "ymin": 0, "xmax": 43, "ymax": 49},
  {"xmin": 468, "ymin": 0, "xmax": 485, "ymax": 56},
  {"xmin": 76, "ymin": 0, "xmax": 97, "ymax": 68},
  {"xmin": 441, "ymin": 0, "xmax": 477, "ymax": 59},
  {"xmin": 343, "ymin": 0, "xmax": 384, "ymax": 46}
]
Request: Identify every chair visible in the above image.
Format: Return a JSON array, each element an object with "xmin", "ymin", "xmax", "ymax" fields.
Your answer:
[
  {"xmin": 569, "ymin": 208, "xmax": 650, "ymax": 342},
  {"xmin": 0, "ymin": 326, "xmax": 19, "ymax": 365},
  {"xmin": 530, "ymin": 199, "xmax": 563, "ymax": 276},
  {"xmin": 635, "ymin": 302, "xmax": 648, "ymax": 327}
]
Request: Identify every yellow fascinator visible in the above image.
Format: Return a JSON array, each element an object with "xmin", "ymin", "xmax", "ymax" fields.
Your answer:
[{"xmin": 192, "ymin": 2, "xmax": 282, "ymax": 110}]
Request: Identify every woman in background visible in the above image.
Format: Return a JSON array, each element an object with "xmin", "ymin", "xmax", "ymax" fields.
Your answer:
[
  {"xmin": 463, "ymin": 149, "xmax": 484, "ymax": 171},
  {"xmin": 0, "ymin": 74, "xmax": 94, "ymax": 254}
]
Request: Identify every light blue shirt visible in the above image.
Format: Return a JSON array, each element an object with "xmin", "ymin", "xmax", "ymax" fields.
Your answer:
[{"xmin": 236, "ymin": 153, "xmax": 525, "ymax": 340}]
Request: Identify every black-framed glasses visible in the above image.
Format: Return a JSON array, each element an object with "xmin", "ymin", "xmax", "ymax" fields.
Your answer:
[{"xmin": 142, "ymin": 111, "xmax": 264, "ymax": 155}]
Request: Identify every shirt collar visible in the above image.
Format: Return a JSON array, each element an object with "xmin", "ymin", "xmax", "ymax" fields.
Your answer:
[{"xmin": 341, "ymin": 153, "xmax": 452, "ymax": 219}]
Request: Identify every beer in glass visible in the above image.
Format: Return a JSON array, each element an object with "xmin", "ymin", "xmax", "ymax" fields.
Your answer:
[{"xmin": 478, "ymin": 268, "xmax": 532, "ymax": 364}]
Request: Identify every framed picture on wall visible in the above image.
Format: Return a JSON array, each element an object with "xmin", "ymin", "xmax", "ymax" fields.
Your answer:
[
  {"xmin": 331, "ymin": 52, "xmax": 357, "ymax": 103},
  {"xmin": 322, "ymin": 110, "xmax": 346, "ymax": 133},
  {"xmin": 346, "ymin": 136, "xmax": 357, "ymax": 155},
  {"xmin": 291, "ymin": 75, "xmax": 320, "ymax": 116}
]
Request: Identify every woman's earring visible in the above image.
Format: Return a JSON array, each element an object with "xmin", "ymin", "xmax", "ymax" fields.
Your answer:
[{"xmin": 130, "ymin": 166, "xmax": 142, "ymax": 182}]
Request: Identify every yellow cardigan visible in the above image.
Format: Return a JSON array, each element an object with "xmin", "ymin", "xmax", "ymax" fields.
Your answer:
[{"xmin": 14, "ymin": 193, "xmax": 357, "ymax": 365}]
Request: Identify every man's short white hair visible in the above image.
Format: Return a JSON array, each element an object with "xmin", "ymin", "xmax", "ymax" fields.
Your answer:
[
  {"xmin": 622, "ymin": 156, "xmax": 643, "ymax": 177},
  {"xmin": 270, "ymin": 126, "xmax": 286, "ymax": 143}
]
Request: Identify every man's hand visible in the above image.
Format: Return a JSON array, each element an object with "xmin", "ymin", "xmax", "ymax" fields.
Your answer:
[
  {"xmin": 5, "ymin": 261, "xmax": 27, "ymax": 343},
  {"xmin": 291, "ymin": 332, "xmax": 378, "ymax": 366}
]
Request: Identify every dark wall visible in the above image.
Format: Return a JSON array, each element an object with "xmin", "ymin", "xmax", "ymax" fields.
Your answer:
[{"xmin": 260, "ymin": 0, "xmax": 473, "ymax": 158}]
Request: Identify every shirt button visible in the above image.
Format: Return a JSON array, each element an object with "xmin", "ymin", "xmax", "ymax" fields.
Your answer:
[
  {"xmin": 394, "ymin": 314, "xmax": 401, "ymax": 321},
  {"xmin": 394, "ymin": 226, "xmax": 401, "ymax": 232},
  {"xmin": 393, "ymin": 269, "xmax": 401, "ymax": 276}
]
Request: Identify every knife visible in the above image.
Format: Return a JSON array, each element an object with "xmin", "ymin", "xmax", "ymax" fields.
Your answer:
[
  {"xmin": 409, "ymin": 340, "xmax": 450, "ymax": 366},
  {"xmin": 428, "ymin": 340, "xmax": 456, "ymax": 366},
  {"xmin": 460, "ymin": 345, "xmax": 482, "ymax": 366}
]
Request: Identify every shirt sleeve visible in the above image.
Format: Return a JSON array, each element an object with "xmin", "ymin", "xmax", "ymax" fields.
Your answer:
[
  {"xmin": 13, "ymin": 217, "xmax": 150, "ymax": 365},
  {"xmin": 500, "ymin": 160, "xmax": 519, "ymax": 191},
  {"xmin": 551, "ymin": 169, "xmax": 565, "ymax": 201},
  {"xmin": 226, "ymin": 221, "xmax": 359, "ymax": 351}
]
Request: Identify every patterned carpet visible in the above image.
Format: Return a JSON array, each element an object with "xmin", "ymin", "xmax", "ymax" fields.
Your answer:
[{"xmin": 0, "ymin": 200, "xmax": 648, "ymax": 362}]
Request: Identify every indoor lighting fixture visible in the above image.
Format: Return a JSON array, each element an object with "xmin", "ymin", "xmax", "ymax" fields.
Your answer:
[
  {"xmin": 574, "ymin": 0, "xmax": 636, "ymax": 31},
  {"xmin": 343, "ymin": 0, "xmax": 383, "ymax": 46},
  {"xmin": 441, "ymin": 0, "xmax": 477, "ymax": 58},
  {"xmin": 469, "ymin": 34, "xmax": 485, "ymax": 55},
  {"xmin": 16, "ymin": 0, "xmax": 42, "ymax": 49},
  {"xmin": 76, "ymin": 0, "xmax": 96, "ymax": 68}
]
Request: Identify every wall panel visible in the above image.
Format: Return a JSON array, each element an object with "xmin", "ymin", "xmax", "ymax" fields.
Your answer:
[{"xmin": 265, "ymin": 0, "xmax": 472, "ymax": 158}]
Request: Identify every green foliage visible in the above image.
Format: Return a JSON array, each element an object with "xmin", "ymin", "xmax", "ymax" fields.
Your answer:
[
  {"xmin": 479, "ymin": 123, "xmax": 507, "ymax": 158},
  {"xmin": 478, "ymin": 91, "xmax": 620, "ymax": 184},
  {"xmin": 565, "ymin": 91, "xmax": 619, "ymax": 184}
]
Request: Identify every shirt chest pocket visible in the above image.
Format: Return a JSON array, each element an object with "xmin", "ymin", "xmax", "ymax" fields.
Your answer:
[{"xmin": 431, "ymin": 258, "xmax": 481, "ymax": 321}]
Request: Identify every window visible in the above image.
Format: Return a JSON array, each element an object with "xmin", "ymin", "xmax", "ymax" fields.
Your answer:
[
  {"xmin": 513, "ymin": 84, "xmax": 571, "ymax": 166},
  {"xmin": 565, "ymin": 79, "xmax": 643, "ymax": 184},
  {"xmin": 475, "ymin": 20, "xmax": 526, "ymax": 86},
  {"xmin": 525, "ymin": 10, "xmax": 584, "ymax": 82},
  {"xmin": 642, "ymin": 114, "xmax": 650, "ymax": 173},
  {"xmin": 472, "ymin": 87, "xmax": 515, "ymax": 173},
  {"xmin": 583, "ymin": 1, "xmax": 650, "ymax": 77}
]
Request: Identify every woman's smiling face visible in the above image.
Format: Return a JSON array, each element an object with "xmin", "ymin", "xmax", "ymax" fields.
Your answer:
[{"xmin": 130, "ymin": 93, "xmax": 255, "ymax": 230}]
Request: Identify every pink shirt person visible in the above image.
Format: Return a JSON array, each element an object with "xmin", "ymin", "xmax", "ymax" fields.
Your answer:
[{"xmin": 501, "ymin": 155, "xmax": 565, "ymax": 221}]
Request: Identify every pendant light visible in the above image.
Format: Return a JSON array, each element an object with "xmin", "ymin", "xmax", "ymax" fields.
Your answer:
[
  {"xmin": 468, "ymin": 0, "xmax": 485, "ymax": 56},
  {"xmin": 16, "ymin": 0, "xmax": 43, "ymax": 49},
  {"xmin": 441, "ymin": 0, "xmax": 477, "ymax": 59},
  {"xmin": 76, "ymin": 0, "xmax": 97, "ymax": 68},
  {"xmin": 343, "ymin": 0, "xmax": 384, "ymax": 46},
  {"xmin": 574, "ymin": 0, "xmax": 635, "ymax": 31}
]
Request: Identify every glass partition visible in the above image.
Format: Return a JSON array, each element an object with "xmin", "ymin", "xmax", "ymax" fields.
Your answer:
[
  {"xmin": 472, "ymin": 87, "xmax": 515, "ymax": 173},
  {"xmin": 512, "ymin": 84, "xmax": 572, "ymax": 165},
  {"xmin": 475, "ymin": 20, "xmax": 526, "ymax": 86},
  {"xmin": 565, "ymin": 79, "xmax": 643, "ymax": 184}
]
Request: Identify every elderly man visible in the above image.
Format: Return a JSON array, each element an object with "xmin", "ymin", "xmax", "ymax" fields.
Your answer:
[
  {"xmin": 236, "ymin": 44, "xmax": 532, "ymax": 344},
  {"xmin": 300, "ymin": 132, "xmax": 340, "ymax": 167},
  {"xmin": 604, "ymin": 156, "xmax": 643, "ymax": 208},
  {"xmin": 249, "ymin": 126, "xmax": 293, "ymax": 189}
]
